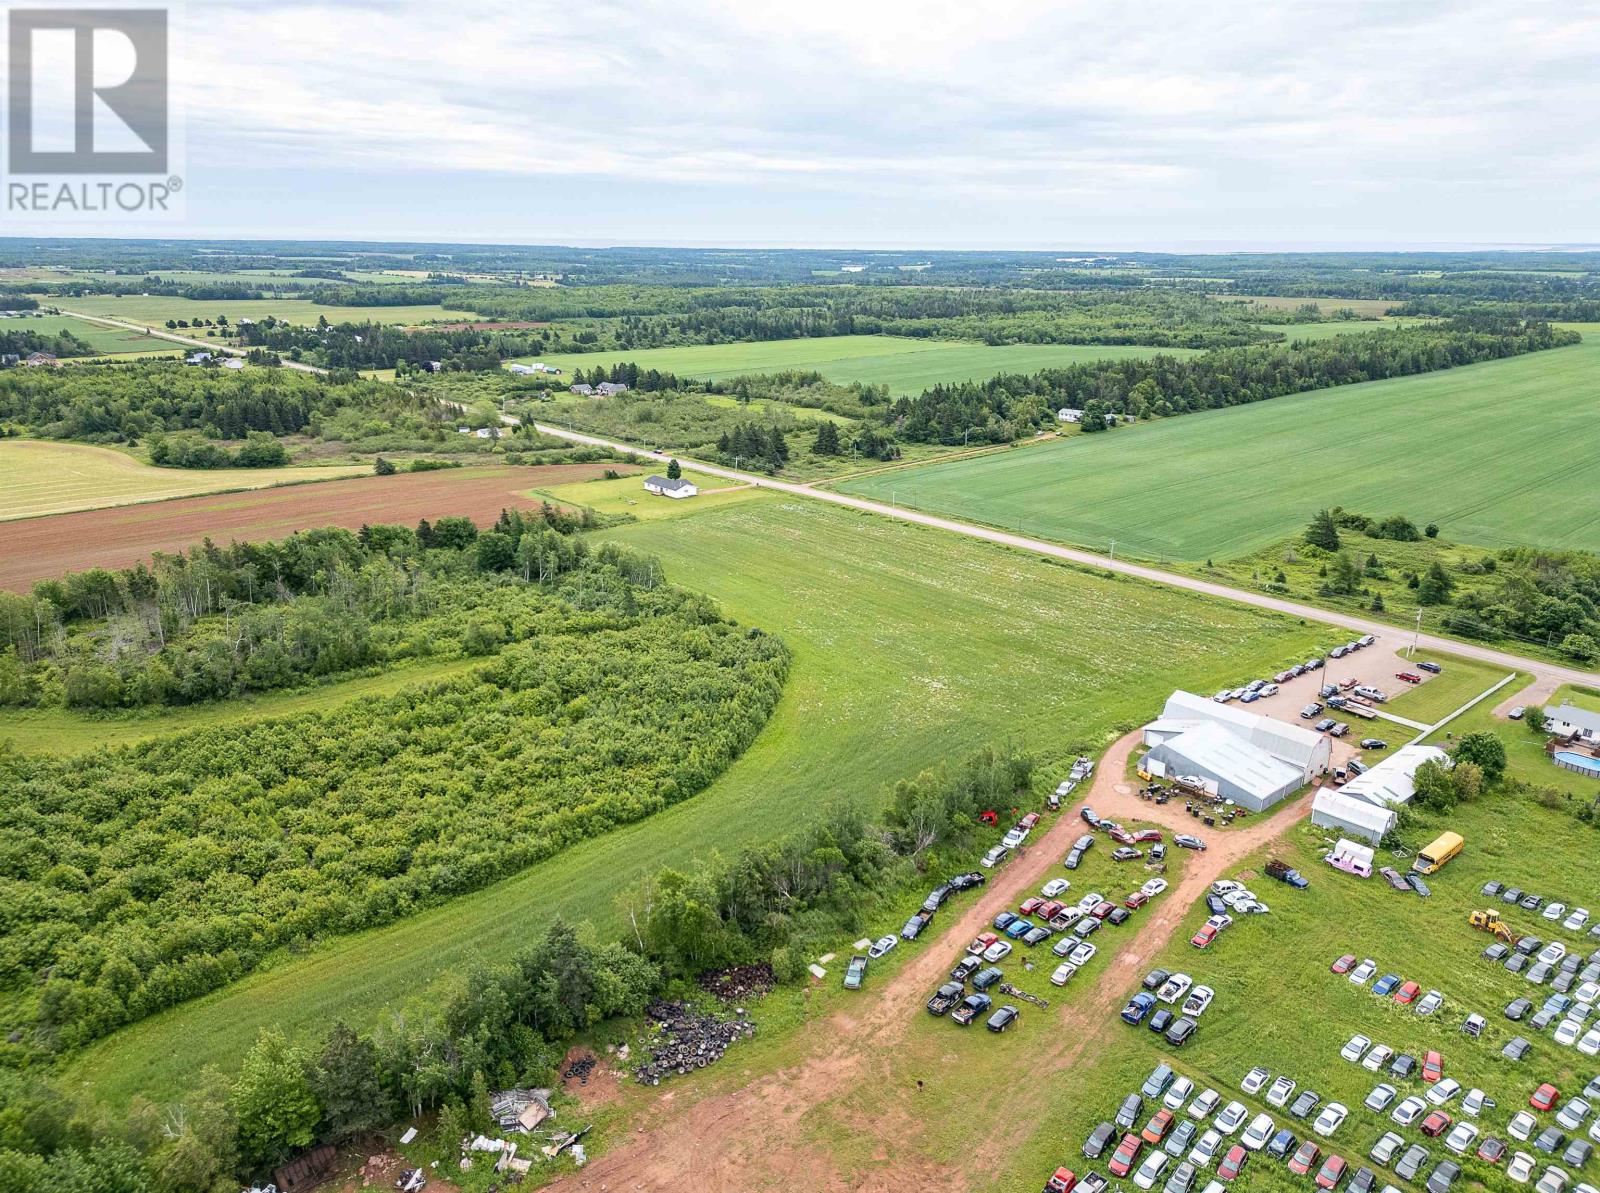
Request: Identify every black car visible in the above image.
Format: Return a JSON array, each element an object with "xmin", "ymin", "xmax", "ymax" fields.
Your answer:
[
  {"xmin": 1395, "ymin": 1145, "xmax": 1430, "ymax": 1181},
  {"xmin": 1148, "ymin": 1008, "xmax": 1175, "ymax": 1034},
  {"xmin": 1084, "ymin": 1121, "xmax": 1117, "ymax": 1159},
  {"xmin": 923, "ymin": 884, "xmax": 952, "ymax": 912},
  {"xmin": 1165, "ymin": 1016, "xmax": 1197, "ymax": 1047},
  {"xmin": 1534, "ymin": 1127, "xmax": 1567, "ymax": 1155},
  {"xmin": 951, "ymin": 993, "xmax": 992, "ymax": 1025},
  {"xmin": 1505, "ymin": 997, "xmax": 1533, "ymax": 1020},
  {"xmin": 948, "ymin": 871, "xmax": 986, "ymax": 891},
  {"xmin": 1502, "ymin": 887, "xmax": 1524, "ymax": 905},
  {"xmin": 1107, "ymin": 907, "xmax": 1132, "ymax": 926},
  {"xmin": 1081, "ymin": 807, "xmax": 1100, "ymax": 826},
  {"xmin": 1483, "ymin": 943, "xmax": 1510, "ymax": 961},
  {"xmin": 1116, "ymin": 1093, "xmax": 1144, "ymax": 1130},
  {"xmin": 1502, "ymin": 1036, "xmax": 1531, "ymax": 1060},
  {"xmin": 1426, "ymin": 1159, "xmax": 1460, "ymax": 1193},
  {"xmin": 1347, "ymin": 1166, "xmax": 1378, "ymax": 1193},
  {"xmin": 973, "ymin": 966, "xmax": 1003, "ymax": 991},
  {"xmin": 1142, "ymin": 968, "xmax": 1172, "ymax": 991},
  {"xmin": 1520, "ymin": 893, "xmax": 1545, "ymax": 912},
  {"xmin": 994, "ymin": 911, "xmax": 1018, "ymax": 931},
  {"xmin": 1023, "ymin": 925, "xmax": 1054, "ymax": 946},
  {"xmin": 1360, "ymin": 738, "xmax": 1388, "ymax": 750},
  {"xmin": 1288, "ymin": 1089, "xmax": 1321, "ymax": 1119},
  {"xmin": 1064, "ymin": 848, "xmax": 1085, "ymax": 870},
  {"xmin": 1406, "ymin": 873, "xmax": 1431, "ymax": 897},
  {"xmin": 1506, "ymin": 954, "xmax": 1529, "ymax": 975},
  {"xmin": 985, "ymin": 1004, "xmax": 1019, "ymax": 1033},
  {"xmin": 1390, "ymin": 1054, "xmax": 1418, "ymax": 1079}
]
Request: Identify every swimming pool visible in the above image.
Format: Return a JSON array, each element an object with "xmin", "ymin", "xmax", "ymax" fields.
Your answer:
[{"xmin": 1554, "ymin": 750, "xmax": 1600, "ymax": 778}]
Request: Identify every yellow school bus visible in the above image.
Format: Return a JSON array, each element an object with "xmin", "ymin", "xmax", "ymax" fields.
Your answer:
[{"xmin": 1414, "ymin": 831, "xmax": 1464, "ymax": 875}]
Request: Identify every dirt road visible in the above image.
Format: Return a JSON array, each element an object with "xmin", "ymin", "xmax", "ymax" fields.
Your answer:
[{"xmin": 555, "ymin": 732, "xmax": 1312, "ymax": 1192}]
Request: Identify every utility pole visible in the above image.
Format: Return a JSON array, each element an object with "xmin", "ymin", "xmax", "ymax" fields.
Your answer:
[
  {"xmin": 1409, "ymin": 608, "xmax": 1422, "ymax": 658},
  {"xmin": 1109, "ymin": 538, "xmax": 1116, "ymax": 561}
]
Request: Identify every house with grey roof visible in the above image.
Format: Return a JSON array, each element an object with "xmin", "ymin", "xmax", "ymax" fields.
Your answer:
[
  {"xmin": 644, "ymin": 475, "xmax": 697, "ymax": 499},
  {"xmin": 1545, "ymin": 702, "xmax": 1600, "ymax": 744}
]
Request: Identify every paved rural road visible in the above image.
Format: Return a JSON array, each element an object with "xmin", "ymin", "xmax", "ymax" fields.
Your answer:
[
  {"xmin": 59, "ymin": 309, "xmax": 325, "ymax": 374},
  {"xmin": 529, "ymin": 420, "xmax": 1600, "ymax": 689}
]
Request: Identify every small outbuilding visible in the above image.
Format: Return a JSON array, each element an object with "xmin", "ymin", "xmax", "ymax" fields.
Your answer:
[
  {"xmin": 1339, "ymin": 744, "xmax": 1451, "ymax": 809},
  {"xmin": 644, "ymin": 475, "xmax": 697, "ymax": 499},
  {"xmin": 1311, "ymin": 786, "xmax": 1396, "ymax": 844}
]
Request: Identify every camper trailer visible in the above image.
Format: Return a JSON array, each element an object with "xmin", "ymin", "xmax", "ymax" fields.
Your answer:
[{"xmin": 1325, "ymin": 838, "xmax": 1374, "ymax": 879}]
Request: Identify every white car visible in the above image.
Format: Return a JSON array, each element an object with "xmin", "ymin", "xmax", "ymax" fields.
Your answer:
[
  {"xmin": 1142, "ymin": 877, "xmax": 1169, "ymax": 898},
  {"xmin": 1557, "ymin": 1018, "xmax": 1585, "ymax": 1047},
  {"xmin": 1050, "ymin": 961, "xmax": 1077, "ymax": 986},
  {"xmin": 1216, "ymin": 1100, "xmax": 1249, "ymax": 1134},
  {"xmin": 1189, "ymin": 1128, "xmax": 1224, "ymax": 1166},
  {"xmin": 1241, "ymin": 1113, "xmax": 1276, "ymax": 1151},
  {"xmin": 1462, "ymin": 1088, "xmax": 1496, "ymax": 1116},
  {"xmin": 1508, "ymin": 1152, "xmax": 1538, "ymax": 1183},
  {"xmin": 1221, "ymin": 888, "xmax": 1255, "ymax": 908},
  {"xmin": 1567, "ymin": 909, "xmax": 1592, "ymax": 932},
  {"xmin": 1068, "ymin": 941, "xmax": 1096, "ymax": 966},
  {"xmin": 1261, "ymin": 683, "xmax": 1279, "ymax": 696},
  {"xmin": 1212, "ymin": 880, "xmax": 1243, "ymax": 895},
  {"xmin": 1417, "ymin": 990, "xmax": 1444, "ymax": 1015},
  {"xmin": 1041, "ymin": 878, "xmax": 1071, "ymax": 898},
  {"xmin": 1078, "ymin": 891, "xmax": 1104, "ymax": 912},
  {"xmin": 1590, "ymin": 1119, "xmax": 1600, "ymax": 1145},
  {"xmin": 1537, "ymin": 1167, "xmax": 1571, "ymax": 1193},
  {"xmin": 1312, "ymin": 1103, "xmax": 1348, "ymax": 1138},
  {"xmin": 1361, "ymin": 1043, "xmax": 1395, "ymax": 1072},
  {"xmin": 1132, "ymin": 1150, "xmax": 1170, "ymax": 1190},
  {"xmin": 1391, "ymin": 1096, "xmax": 1427, "ymax": 1127},
  {"xmin": 1509, "ymin": 1111, "xmax": 1539, "ymax": 1141},
  {"xmin": 1182, "ymin": 986, "xmax": 1216, "ymax": 1018},
  {"xmin": 1349, "ymin": 959, "xmax": 1378, "ymax": 984},
  {"xmin": 1444, "ymin": 1122, "xmax": 1480, "ymax": 1155},
  {"xmin": 1206, "ymin": 913, "xmax": 1234, "ymax": 933},
  {"xmin": 1189, "ymin": 1089, "xmax": 1221, "ymax": 1121},
  {"xmin": 1241, "ymin": 1068, "xmax": 1270, "ymax": 1095},
  {"xmin": 1426, "ymin": 1078, "xmax": 1462, "ymax": 1106},
  {"xmin": 868, "ymin": 934, "xmax": 897, "ymax": 959},
  {"xmin": 1265, "ymin": 1076, "xmax": 1297, "ymax": 1108},
  {"xmin": 982, "ymin": 940, "xmax": 1012, "ymax": 963},
  {"xmin": 1340, "ymin": 1033, "xmax": 1372, "ymax": 1062},
  {"xmin": 1540, "ymin": 941, "xmax": 1569, "ymax": 965},
  {"xmin": 1577, "ymin": 982, "xmax": 1600, "ymax": 1006},
  {"xmin": 1165, "ymin": 1076, "xmax": 1196, "ymax": 1111},
  {"xmin": 1157, "ymin": 974, "xmax": 1194, "ymax": 1004},
  {"xmin": 1365, "ymin": 1083, "xmax": 1397, "ymax": 1112},
  {"xmin": 1580, "ymin": 1026, "xmax": 1600, "ymax": 1057},
  {"xmin": 1546, "ymin": 902, "xmax": 1570, "ymax": 923}
]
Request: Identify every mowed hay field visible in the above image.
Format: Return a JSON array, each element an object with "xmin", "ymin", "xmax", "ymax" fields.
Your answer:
[
  {"xmin": 0, "ymin": 461, "xmax": 631, "ymax": 590},
  {"xmin": 839, "ymin": 330, "xmax": 1600, "ymax": 561},
  {"xmin": 57, "ymin": 293, "xmax": 477, "ymax": 328},
  {"xmin": 63, "ymin": 496, "xmax": 1331, "ymax": 1107},
  {"xmin": 523, "ymin": 334, "xmax": 1199, "ymax": 396},
  {"xmin": 0, "ymin": 440, "xmax": 369, "ymax": 522},
  {"xmin": 16, "ymin": 313, "xmax": 181, "ymax": 355}
]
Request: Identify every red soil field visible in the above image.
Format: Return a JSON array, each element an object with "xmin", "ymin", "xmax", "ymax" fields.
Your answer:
[{"xmin": 0, "ymin": 464, "xmax": 630, "ymax": 591}]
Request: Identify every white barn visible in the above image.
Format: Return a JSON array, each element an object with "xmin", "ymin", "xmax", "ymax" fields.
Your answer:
[
  {"xmin": 1142, "ymin": 722, "xmax": 1305, "ymax": 812},
  {"xmin": 1339, "ymin": 744, "xmax": 1451, "ymax": 809},
  {"xmin": 1148, "ymin": 690, "xmax": 1331, "ymax": 782},
  {"xmin": 1311, "ymin": 786, "xmax": 1396, "ymax": 844}
]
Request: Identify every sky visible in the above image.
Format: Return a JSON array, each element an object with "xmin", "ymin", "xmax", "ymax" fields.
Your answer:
[{"xmin": 17, "ymin": 0, "xmax": 1600, "ymax": 247}]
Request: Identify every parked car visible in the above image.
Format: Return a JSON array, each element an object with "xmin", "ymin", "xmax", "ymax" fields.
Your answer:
[
  {"xmin": 1182, "ymin": 986, "xmax": 1216, "ymax": 1018},
  {"xmin": 1084, "ymin": 1122, "xmax": 1117, "ymax": 1160},
  {"xmin": 1362, "ymin": 1044, "xmax": 1394, "ymax": 1072},
  {"xmin": 1175, "ymin": 834, "xmax": 1207, "ymax": 851},
  {"xmin": 1341, "ymin": 1034, "xmax": 1372, "ymax": 1062},
  {"xmin": 1314, "ymin": 1153, "xmax": 1347, "ymax": 1191},
  {"xmin": 1533, "ymin": 1085, "xmax": 1563, "ymax": 1112},
  {"xmin": 985, "ymin": 1004, "xmax": 1019, "ymax": 1032},
  {"xmin": 1267, "ymin": 1076, "xmax": 1298, "ymax": 1108},
  {"xmin": 1217, "ymin": 1101, "xmax": 1250, "ymax": 1134},
  {"xmin": 1188, "ymin": 1089, "xmax": 1221, "ymax": 1121},
  {"xmin": 1365, "ymin": 1084, "xmax": 1396, "ymax": 1112},
  {"xmin": 1133, "ymin": 1150, "xmax": 1171, "ymax": 1190},
  {"xmin": 1418, "ymin": 990, "xmax": 1445, "ymax": 1015},
  {"xmin": 1164, "ymin": 1076, "xmax": 1196, "ymax": 1112},
  {"xmin": 1112, "ymin": 847, "xmax": 1144, "ymax": 862},
  {"xmin": 1349, "ymin": 959, "xmax": 1378, "ymax": 984},
  {"xmin": 1216, "ymin": 1145, "xmax": 1248, "ymax": 1183},
  {"xmin": 1422, "ymin": 1051, "xmax": 1443, "ymax": 1083},
  {"xmin": 1373, "ymin": 973, "xmax": 1403, "ymax": 996},
  {"xmin": 1370, "ymin": 1133, "xmax": 1405, "ymax": 1167},
  {"xmin": 1157, "ymin": 974, "xmax": 1194, "ymax": 1004},
  {"xmin": 1395, "ymin": 1144, "xmax": 1431, "ymax": 1182},
  {"xmin": 1109, "ymin": 1134, "xmax": 1144, "ymax": 1178},
  {"xmin": 974, "ymin": 965, "xmax": 1004, "ymax": 990},
  {"xmin": 983, "ymin": 940, "xmax": 1012, "ymax": 963},
  {"xmin": 1288, "ymin": 1141, "xmax": 1322, "ymax": 1176},
  {"xmin": 926, "ymin": 981, "xmax": 964, "ymax": 1016},
  {"xmin": 1392, "ymin": 1097, "xmax": 1427, "ymax": 1127},
  {"xmin": 1051, "ymin": 961, "xmax": 1079, "ymax": 986},
  {"xmin": 843, "ymin": 954, "xmax": 868, "ymax": 989},
  {"xmin": 1313, "ymin": 1104, "xmax": 1349, "ymax": 1138},
  {"xmin": 1118, "ymin": 1093, "xmax": 1147, "ymax": 1130},
  {"xmin": 1290, "ymin": 1090, "xmax": 1322, "ymax": 1120},
  {"xmin": 1504, "ymin": 1037, "xmax": 1533, "ymax": 1061},
  {"xmin": 1360, "ymin": 738, "xmax": 1388, "ymax": 750}
]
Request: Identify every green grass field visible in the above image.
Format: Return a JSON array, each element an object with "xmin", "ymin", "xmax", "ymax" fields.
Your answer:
[
  {"xmin": 12, "ymin": 313, "xmax": 180, "ymax": 354},
  {"xmin": 0, "ymin": 440, "xmax": 369, "ymax": 520},
  {"xmin": 55, "ymin": 293, "xmax": 478, "ymax": 328},
  {"xmin": 62, "ymin": 495, "xmax": 1331, "ymax": 1108},
  {"xmin": 521, "ymin": 335, "xmax": 1199, "ymax": 396},
  {"xmin": 1383, "ymin": 652, "xmax": 1516, "ymax": 725},
  {"xmin": 530, "ymin": 467, "xmax": 760, "ymax": 522},
  {"xmin": 838, "ymin": 331, "xmax": 1600, "ymax": 561}
]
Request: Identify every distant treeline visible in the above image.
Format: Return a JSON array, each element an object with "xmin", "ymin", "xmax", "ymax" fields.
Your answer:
[
  {"xmin": 890, "ymin": 316, "xmax": 1577, "ymax": 445},
  {"xmin": 0, "ymin": 327, "xmax": 93, "ymax": 359}
]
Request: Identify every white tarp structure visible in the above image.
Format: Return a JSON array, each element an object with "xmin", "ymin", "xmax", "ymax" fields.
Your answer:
[
  {"xmin": 1154, "ymin": 690, "xmax": 1331, "ymax": 781},
  {"xmin": 1339, "ymin": 744, "xmax": 1451, "ymax": 808},
  {"xmin": 1141, "ymin": 721, "xmax": 1305, "ymax": 812},
  {"xmin": 1311, "ymin": 786, "xmax": 1397, "ymax": 844}
]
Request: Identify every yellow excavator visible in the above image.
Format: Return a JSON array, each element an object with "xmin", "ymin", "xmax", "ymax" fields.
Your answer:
[{"xmin": 1469, "ymin": 909, "xmax": 1516, "ymax": 943}]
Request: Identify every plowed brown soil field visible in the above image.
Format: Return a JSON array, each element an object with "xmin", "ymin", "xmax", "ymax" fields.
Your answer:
[{"xmin": 0, "ymin": 463, "xmax": 631, "ymax": 589}]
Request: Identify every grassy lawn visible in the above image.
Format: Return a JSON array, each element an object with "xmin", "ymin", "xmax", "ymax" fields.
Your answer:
[
  {"xmin": 1001, "ymin": 788, "xmax": 1600, "ymax": 1193},
  {"xmin": 0, "ymin": 439, "xmax": 369, "ymax": 520},
  {"xmin": 62, "ymin": 495, "xmax": 1332, "ymax": 1109},
  {"xmin": 55, "ymin": 293, "xmax": 477, "ymax": 328},
  {"xmin": 837, "ymin": 331, "xmax": 1600, "ymax": 561},
  {"xmin": 1385, "ymin": 652, "xmax": 1518, "ymax": 725},
  {"xmin": 520, "ymin": 335, "xmax": 1198, "ymax": 396},
  {"xmin": 17, "ymin": 313, "xmax": 181, "ymax": 354},
  {"xmin": 1424, "ymin": 682, "xmax": 1600, "ymax": 796},
  {"xmin": 0, "ymin": 655, "xmax": 488, "ymax": 755},
  {"xmin": 529, "ymin": 467, "xmax": 759, "ymax": 522}
]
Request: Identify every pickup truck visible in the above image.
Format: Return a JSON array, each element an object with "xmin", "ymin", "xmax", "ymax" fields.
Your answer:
[
  {"xmin": 843, "ymin": 955, "xmax": 868, "ymax": 989},
  {"xmin": 926, "ymin": 981, "xmax": 964, "ymax": 1016},
  {"xmin": 1266, "ymin": 859, "xmax": 1310, "ymax": 888}
]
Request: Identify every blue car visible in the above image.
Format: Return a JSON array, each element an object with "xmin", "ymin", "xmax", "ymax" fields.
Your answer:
[
  {"xmin": 1240, "ymin": 690, "xmax": 1261, "ymax": 703},
  {"xmin": 993, "ymin": 911, "xmax": 1017, "ymax": 931},
  {"xmin": 1004, "ymin": 917, "xmax": 1035, "ymax": 939},
  {"xmin": 1373, "ymin": 973, "xmax": 1402, "ymax": 997},
  {"xmin": 1121, "ymin": 992, "xmax": 1157, "ymax": 1025}
]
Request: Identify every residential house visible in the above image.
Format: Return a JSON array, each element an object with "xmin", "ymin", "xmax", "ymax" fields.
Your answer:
[
  {"xmin": 1057, "ymin": 408, "xmax": 1083, "ymax": 423},
  {"xmin": 596, "ymin": 381, "xmax": 629, "ymax": 396},
  {"xmin": 569, "ymin": 383, "xmax": 595, "ymax": 396},
  {"xmin": 23, "ymin": 352, "xmax": 59, "ymax": 367},
  {"xmin": 185, "ymin": 351, "xmax": 212, "ymax": 365},
  {"xmin": 644, "ymin": 475, "xmax": 697, "ymax": 500},
  {"xmin": 1545, "ymin": 702, "xmax": 1600, "ymax": 744}
]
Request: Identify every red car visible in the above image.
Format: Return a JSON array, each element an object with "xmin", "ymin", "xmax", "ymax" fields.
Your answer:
[
  {"xmin": 1131, "ymin": 828, "xmax": 1163, "ymax": 844},
  {"xmin": 1020, "ymin": 897, "xmax": 1045, "ymax": 916},
  {"xmin": 1396, "ymin": 672, "xmax": 1423, "ymax": 684},
  {"xmin": 968, "ymin": 931, "xmax": 998, "ymax": 954},
  {"xmin": 1191, "ymin": 924, "xmax": 1219, "ymax": 949},
  {"xmin": 1288, "ymin": 1141, "xmax": 1322, "ymax": 1176},
  {"xmin": 1478, "ymin": 1137, "xmax": 1508, "ymax": 1164},
  {"xmin": 1531, "ymin": 1083, "xmax": 1561, "ymax": 1112},
  {"xmin": 1314, "ymin": 1154, "xmax": 1348, "ymax": 1191},
  {"xmin": 1020, "ymin": 812, "xmax": 1042, "ymax": 829},
  {"xmin": 1125, "ymin": 892, "xmax": 1150, "ymax": 910},
  {"xmin": 1422, "ymin": 1050, "xmax": 1443, "ymax": 1083},
  {"xmin": 1142, "ymin": 1109, "xmax": 1174, "ymax": 1144},
  {"xmin": 1108, "ymin": 1134, "xmax": 1142, "ymax": 1178},
  {"xmin": 1092, "ymin": 900, "xmax": 1117, "ymax": 920},
  {"xmin": 1109, "ymin": 827, "xmax": 1136, "ymax": 846},
  {"xmin": 1045, "ymin": 1169, "xmax": 1078, "ymax": 1193},
  {"xmin": 1420, "ymin": 1111, "xmax": 1452, "ymax": 1138},
  {"xmin": 1331, "ymin": 953, "xmax": 1357, "ymax": 974},
  {"xmin": 1394, "ymin": 980, "xmax": 1421, "ymax": 1005},
  {"xmin": 1217, "ymin": 1144, "xmax": 1249, "ymax": 1182},
  {"xmin": 1039, "ymin": 900, "xmax": 1067, "ymax": 920}
]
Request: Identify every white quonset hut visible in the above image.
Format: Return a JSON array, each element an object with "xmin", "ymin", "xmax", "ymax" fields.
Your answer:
[
  {"xmin": 1311, "ymin": 786, "xmax": 1397, "ymax": 844},
  {"xmin": 1338, "ymin": 744, "xmax": 1451, "ymax": 809},
  {"xmin": 1145, "ymin": 691, "xmax": 1331, "ymax": 780},
  {"xmin": 1142, "ymin": 721, "xmax": 1305, "ymax": 812}
]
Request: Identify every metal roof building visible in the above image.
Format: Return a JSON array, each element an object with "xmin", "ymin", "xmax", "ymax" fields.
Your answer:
[
  {"xmin": 1339, "ymin": 744, "xmax": 1451, "ymax": 808},
  {"xmin": 1141, "ymin": 721, "xmax": 1307, "ymax": 812},
  {"xmin": 1153, "ymin": 690, "xmax": 1331, "ymax": 781},
  {"xmin": 1311, "ymin": 786, "xmax": 1397, "ymax": 844}
]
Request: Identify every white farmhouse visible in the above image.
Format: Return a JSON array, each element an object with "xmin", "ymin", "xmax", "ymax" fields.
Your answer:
[{"xmin": 644, "ymin": 475, "xmax": 697, "ymax": 500}]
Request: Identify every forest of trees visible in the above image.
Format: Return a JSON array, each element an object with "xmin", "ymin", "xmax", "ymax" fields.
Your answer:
[
  {"xmin": 0, "ymin": 326, "xmax": 93, "ymax": 359},
  {"xmin": 891, "ymin": 315, "xmax": 1576, "ymax": 444},
  {"xmin": 1, "ymin": 530, "xmax": 789, "ymax": 1050}
]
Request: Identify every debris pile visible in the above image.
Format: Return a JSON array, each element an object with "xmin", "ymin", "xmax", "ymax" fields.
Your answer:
[
  {"xmin": 491, "ymin": 1087, "xmax": 552, "ymax": 1133},
  {"xmin": 634, "ymin": 1001, "xmax": 755, "ymax": 1086},
  {"xmin": 697, "ymin": 962, "xmax": 775, "ymax": 1001}
]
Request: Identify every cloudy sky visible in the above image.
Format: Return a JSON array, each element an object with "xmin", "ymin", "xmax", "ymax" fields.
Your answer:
[{"xmin": 44, "ymin": 0, "xmax": 1600, "ymax": 247}]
